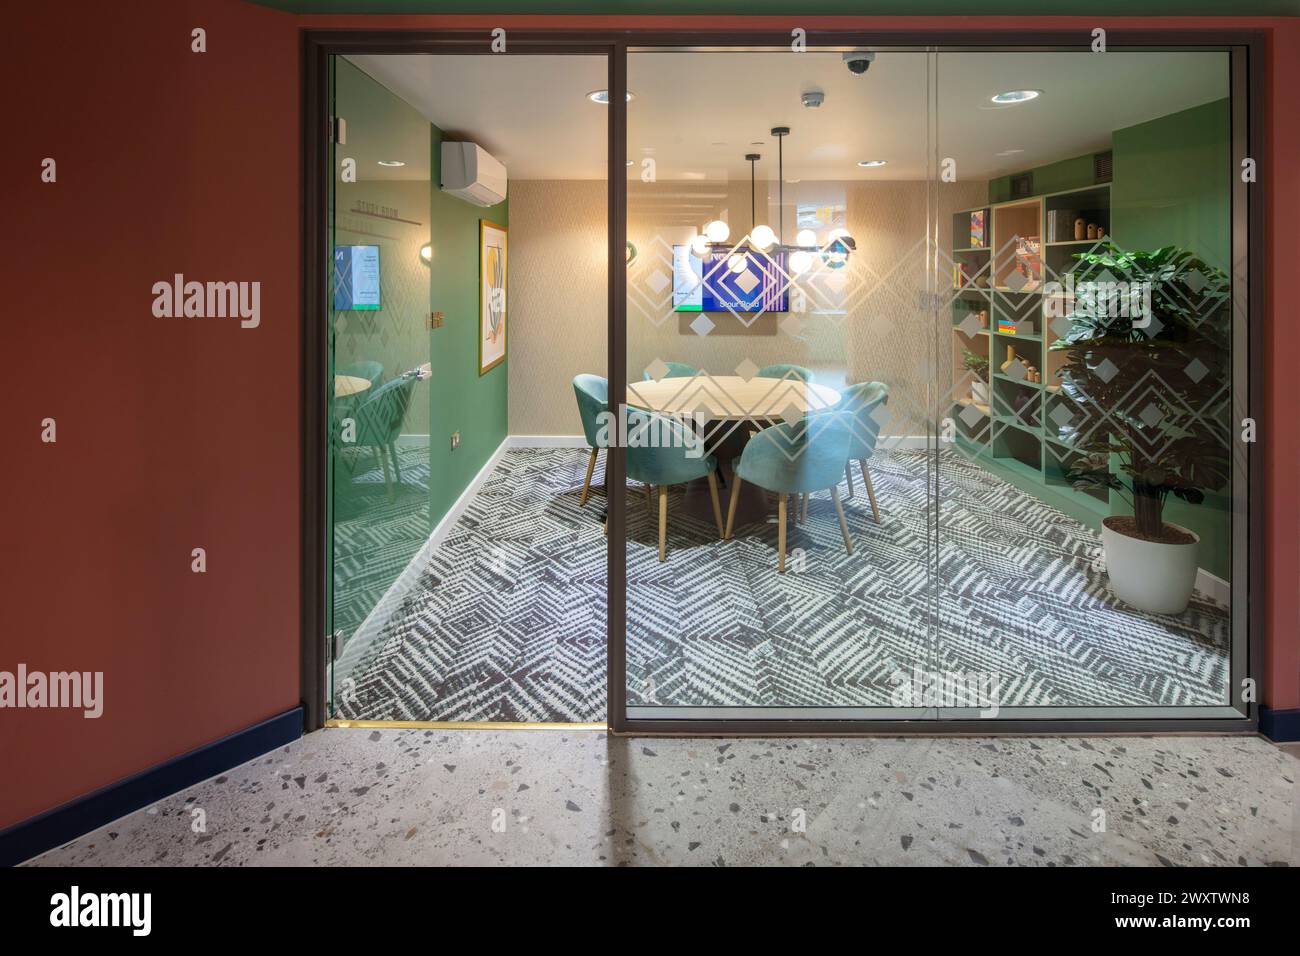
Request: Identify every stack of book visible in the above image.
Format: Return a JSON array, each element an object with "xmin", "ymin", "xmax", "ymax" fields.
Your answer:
[{"xmin": 1046, "ymin": 209, "xmax": 1077, "ymax": 242}]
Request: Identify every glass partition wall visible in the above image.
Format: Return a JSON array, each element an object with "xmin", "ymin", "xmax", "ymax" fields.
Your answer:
[
  {"xmin": 617, "ymin": 43, "xmax": 1248, "ymax": 728},
  {"xmin": 931, "ymin": 50, "xmax": 1241, "ymax": 719},
  {"xmin": 312, "ymin": 36, "xmax": 1251, "ymax": 732},
  {"xmin": 325, "ymin": 51, "xmax": 610, "ymax": 723},
  {"xmin": 623, "ymin": 49, "xmax": 946, "ymax": 719},
  {"xmin": 327, "ymin": 57, "xmax": 438, "ymax": 716}
]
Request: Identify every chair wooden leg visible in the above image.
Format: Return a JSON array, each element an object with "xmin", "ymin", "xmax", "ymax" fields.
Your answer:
[
  {"xmin": 706, "ymin": 471, "xmax": 725, "ymax": 537},
  {"xmin": 845, "ymin": 461, "xmax": 855, "ymax": 498},
  {"xmin": 658, "ymin": 484, "xmax": 668, "ymax": 562},
  {"xmin": 379, "ymin": 446, "xmax": 393, "ymax": 499},
  {"xmin": 860, "ymin": 459, "xmax": 881, "ymax": 523},
  {"xmin": 390, "ymin": 442, "xmax": 402, "ymax": 482},
  {"xmin": 831, "ymin": 486, "xmax": 854, "ymax": 555},
  {"xmin": 802, "ymin": 492, "xmax": 810, "ymax": 522},
  {"xmin": 580, "ymin": 447, "xmax": 598, "ymax": 506},
  {"xmin": 725, "ymin": 476, "xmax": 742, "ymax": 539},
  {"xmin": 778, "ymin": 494, "xmax": 788, "ymax": 572}
]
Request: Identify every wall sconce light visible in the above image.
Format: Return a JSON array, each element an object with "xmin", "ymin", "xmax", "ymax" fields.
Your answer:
[{"xmin": 419, "ymin": 243, "xmax": 433, "ymax": 264}]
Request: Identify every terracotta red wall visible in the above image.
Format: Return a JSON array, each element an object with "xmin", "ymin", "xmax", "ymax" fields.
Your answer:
[
  {"xmin": 0, "ymin": 0, "xmax": 301, "ymax": 829},
  {"xmin": 2, "ymin": 5, "xmax": 1295, "ymax": 832}
]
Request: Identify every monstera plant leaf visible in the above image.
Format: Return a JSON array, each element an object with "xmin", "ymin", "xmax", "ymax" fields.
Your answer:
[{"xmin": 1050, "ymin": 244, "xmax": 1231, "ymax": 536}]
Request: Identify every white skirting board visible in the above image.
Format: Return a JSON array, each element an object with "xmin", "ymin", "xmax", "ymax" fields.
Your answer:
[
  {"xmin": 1193, "ymin": 569, "xmax": 1230, "ymax": 608},
  {"xmin": 507, "ymin": 434, "xmax": 589, "ymax": 448}
]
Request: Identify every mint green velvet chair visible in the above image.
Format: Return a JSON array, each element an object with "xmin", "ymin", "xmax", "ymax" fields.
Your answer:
[
  {"xmin": 725, "ymin": 418, "xmax": 853, "ymax": 572},
  {"xmin": 339, "ymin": 359, "xmax": 384, "ymax": 392},
  {"xmin": 572, "ymin": 374, "xmax": 609, "ymax": 506},
  {"xmin": 334, "ymin": 359, "xmax": 384, "ymax": 425},
  {"xmin": 626, "ymin": 410, "xmax": 724, "ymax": 561},
  {"xmin": 757, "ymin": 363, "xmax": 812, "ymax": 382},
  {"xmin": 354, "ymin": 375, "xmax": 417, "ymax": 497},
  {"xmin": 838, "ymin": 381, "xmax": 890, "ymax": 522},
  {"xmin": 643, "ymin": 361, "xmax": 698, "ymax": 380}
]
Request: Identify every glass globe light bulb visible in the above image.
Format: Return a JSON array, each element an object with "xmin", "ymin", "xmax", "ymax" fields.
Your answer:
[{"xmin": 749, "ymin": 224, "xmax": 777, "ymax": 251}]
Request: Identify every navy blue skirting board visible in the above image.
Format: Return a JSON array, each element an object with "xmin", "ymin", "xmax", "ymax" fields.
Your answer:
[
  {"xmin": 0, "ymin": 707, "xmax": 303, "ymax": 867},
  {"xmin": 1260, "ymin": 705, "xmax": 1300, "ymax": 742}
]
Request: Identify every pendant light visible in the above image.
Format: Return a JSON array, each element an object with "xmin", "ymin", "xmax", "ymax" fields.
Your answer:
[{"xmin": 693, "ymin": 126, "xmax": 853, "ymax": 268}]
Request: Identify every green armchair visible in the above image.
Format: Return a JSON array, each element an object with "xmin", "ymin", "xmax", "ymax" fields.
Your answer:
[
  {"xmin": 626, "ymin": 410, "xmax": 723, "ymax": 561},
  {"xmin": 572, "ymin": 373, "xmax": 609, "ymax": 506},
  {"xmin": 353, "ymin": 375, "xmax": 417, "ymax": 497},
  {"xmin": 837, "ymin": 381, "xmax": 889, "ymax": 522},
  {"xmin": 725, "ymin": 417, "xmax": 853, "ymax": 572}
]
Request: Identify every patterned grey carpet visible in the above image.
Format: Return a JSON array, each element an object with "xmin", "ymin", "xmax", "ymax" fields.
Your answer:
[
  {"xmin": 333, "ymin": 447, "xmax": 1230, "ymax": 722},
  {"xmin": 332, "ymin": 442, "xmax": 432, "ymax": 641}
]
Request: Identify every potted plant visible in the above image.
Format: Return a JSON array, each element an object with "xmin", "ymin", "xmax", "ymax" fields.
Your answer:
[
  {"xmin": 1049, "ymin": 245, "xmax": 1230, "ymax": 614},
  {"xmin": 962, "ymin": 347, "xmax": 990, "ymax": 405}
]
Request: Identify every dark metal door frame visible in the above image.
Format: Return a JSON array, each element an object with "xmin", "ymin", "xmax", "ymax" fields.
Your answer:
[{"xmin": 301, "ymin": 26, "xmax": 1265, "ymax": 738}]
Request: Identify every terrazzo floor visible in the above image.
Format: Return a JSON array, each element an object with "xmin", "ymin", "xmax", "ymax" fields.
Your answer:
[{"xmin": 26, "ymin": 731, "xmax": 1297, "ymax": 867}]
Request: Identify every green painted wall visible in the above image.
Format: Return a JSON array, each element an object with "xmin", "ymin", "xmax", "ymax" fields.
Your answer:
[
  {"xmin": 427, "ymin": 122, "xmax": 509, "ymax": 526},
  {"xmin": 987, "ymin": 151, "xmax": 1099, "ymax": 203},
  {"xmin": 1111, "ymin": 98, "xmax": 1231, "ymax": 272},
  {"xmin": 1111, "ymin": 97, "xmax": 1232, "ymax": 580}
]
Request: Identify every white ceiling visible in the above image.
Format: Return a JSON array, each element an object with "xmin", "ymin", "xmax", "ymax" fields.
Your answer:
[{"xmin": 347, "ymin": 50, "xmax": 1228, "ymax": 182}]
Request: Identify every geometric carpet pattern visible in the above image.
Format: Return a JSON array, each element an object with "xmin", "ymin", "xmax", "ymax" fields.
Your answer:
[
  {"xmin": 332, "ymin": 442, "xmax": 432, "ymax": 642},
  {"xmin": 334, "ymin": 447, "xmax": 1230, "ymax": 722}
]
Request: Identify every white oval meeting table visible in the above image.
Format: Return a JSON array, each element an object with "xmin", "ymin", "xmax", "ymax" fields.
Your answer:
[
  {"xmin": 623, "ymin": 374, "xmax": 843, "ymax": 529},
  {"xmin": 334, "ymin": 374, "xmax": 372, "ymax": 398},
  {"xmin": 627, "ymin": 375, "xmax": 841, "ymax": 421}
]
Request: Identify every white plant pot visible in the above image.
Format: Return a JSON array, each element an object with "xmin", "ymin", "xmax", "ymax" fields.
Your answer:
[
  {"xmin": 1101, "ymin": 518, "xmax": 1200, "ymax": 615},
  {"xmin": 971, "ymin": 382, "xmax": 989, "ymax": 405}
]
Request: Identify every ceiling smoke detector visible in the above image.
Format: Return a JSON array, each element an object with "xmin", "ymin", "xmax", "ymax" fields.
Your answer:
[{"xmin": 801, "ymin": 89, "xmax": 825, "ymax": 109}]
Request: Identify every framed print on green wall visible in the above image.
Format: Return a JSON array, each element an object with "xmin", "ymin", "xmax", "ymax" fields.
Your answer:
[{"xmin": 478, "ymin": 219, "xmax": 507, "ymax": 375}]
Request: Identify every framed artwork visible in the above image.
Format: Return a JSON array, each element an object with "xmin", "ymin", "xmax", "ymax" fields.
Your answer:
[{"xmin": 478, "ymin": 219, "xmax": 508, "ymax": 375}]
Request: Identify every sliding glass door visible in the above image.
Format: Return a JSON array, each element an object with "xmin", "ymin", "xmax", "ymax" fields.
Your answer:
[
  {"xmin": 931, "ymin": 48, "xmax": 1244, "ymax": 719},
  {"xmin": 621, "ymin": 47, "xmax": 943, "ymax": 720},
  {"xmin": 613, "ymin": 39, "xmax": 1252, "ymax": 731},
  {"xmin": 324, "ymin": 47, "xmax": 610, "ymax": 723}
]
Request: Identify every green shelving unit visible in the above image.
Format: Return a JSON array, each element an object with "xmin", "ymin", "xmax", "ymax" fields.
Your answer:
[{"xmin": 948, "ymin": 184, "xmax": 1113, "ymax": 530}]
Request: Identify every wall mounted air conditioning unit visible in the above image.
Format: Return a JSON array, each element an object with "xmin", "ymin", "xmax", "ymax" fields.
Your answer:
[{"xmin": 440, "ymin": 141, "xmax": 507, "ymax": 207}]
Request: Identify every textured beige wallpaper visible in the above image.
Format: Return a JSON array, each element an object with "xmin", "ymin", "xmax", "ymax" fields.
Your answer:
[
  {"xmin": 508, "ymin": 180, "xmax": 608, "ymax": 436},
  {"xmin": 508, "ymin": 178, "xmax": 987, "ymax": 437}
]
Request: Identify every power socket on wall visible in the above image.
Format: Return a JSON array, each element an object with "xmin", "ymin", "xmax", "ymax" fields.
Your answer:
[{"xmin": 450, "ymin": 431, "xmax": 461, "ymax": 451}]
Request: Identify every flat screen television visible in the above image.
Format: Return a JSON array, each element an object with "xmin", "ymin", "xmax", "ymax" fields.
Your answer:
[
  {"xmin": 333, "ymin": 244, "xmax": 381, "ymax": 311},
  {"xmin": 672, "ymin": 245, "xmax": 788, "ymax": 313}
]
